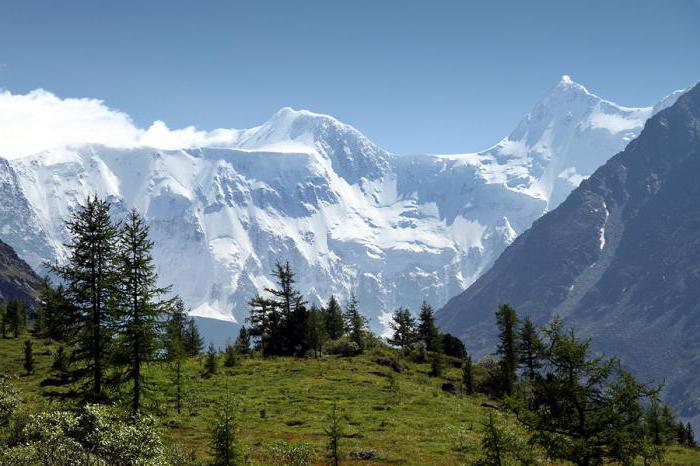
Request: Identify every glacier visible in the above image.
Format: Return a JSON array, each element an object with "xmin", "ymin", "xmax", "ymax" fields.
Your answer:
[{"xmin": 0, "ymin": 77, "xmax": 682, "ymax": 331}]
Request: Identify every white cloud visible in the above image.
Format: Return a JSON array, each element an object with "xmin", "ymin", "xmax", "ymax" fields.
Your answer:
[{"xmin": 0, "ymin": 88, "xmax": 240, "ymax": 159}]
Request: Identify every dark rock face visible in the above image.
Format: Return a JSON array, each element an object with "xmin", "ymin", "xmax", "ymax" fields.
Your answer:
[
  {"xmin": 0, "ymin": 238, "xmax": 40, "ymax": 305},
  {"xmin": 438, "ymin": 82, "xmax": 700, "ymax": 426}
]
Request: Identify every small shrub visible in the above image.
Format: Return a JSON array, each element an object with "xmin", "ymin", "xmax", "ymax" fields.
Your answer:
[
  {"xmin": 264, "ymin": 440, "xmax": 315, "ymax": 466},
  {"xmin": 406, "ymin": 341, "xmax": 427, "ymax": 363},
  {"xmin": 328, "ymin": 337, "xmax": 360, "ymax": 357},
  {"xmin": 350, "ymin": 447, "xmax": 378, "ymax": 460}
]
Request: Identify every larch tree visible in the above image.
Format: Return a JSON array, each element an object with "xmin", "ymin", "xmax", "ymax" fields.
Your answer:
[
  {"xmin": 50, "ymin": 196, "xmax": 119, "ymax": 401},
  {"xmin": 417, "ymin": 300, "xmax": 440, "ymax": 352},
  {"xmin": 495, "ymin": 304, "xmax": 519, "ymax": 396},
  {"xmin": 344, "ymin": 293, "xmax": 367, "ymax": 352},
  {"xmin": 388, "ymin": 307, "xmax": 417, "ymax": 350},
  {"xmin": 518, "ymin": 316, "xmax": 544, "ymax": 382},
  {"xmin": 324, "ymin": 295, "xmax": 345, "ymax": 341},
  {"xmin": 115, "ymin": 209, "xmax": 173, "ymax": 415}
]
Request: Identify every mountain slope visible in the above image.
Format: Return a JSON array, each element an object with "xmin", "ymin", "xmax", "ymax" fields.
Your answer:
[
  {"xmin": 437, "ymin": 81, "xmax": 700, "ymax": 425},
  {"xmin": 0, "ymin": 78, "xmax": 679, "ymax": 329},
  {"xmin": 0, "ymin": 237, "xmax": 40, "ymax": 304}
]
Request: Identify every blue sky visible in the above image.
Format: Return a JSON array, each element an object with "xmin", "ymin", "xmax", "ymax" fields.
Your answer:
[{"xmin": 1, "ymin": 0, "xmax": 699, "ymax": 154}]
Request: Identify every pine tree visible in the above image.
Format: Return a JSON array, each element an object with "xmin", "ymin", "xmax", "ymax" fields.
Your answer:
[
  {"xmin": 115, "ymin": 209, "xmax": 173, "ymax": 415},
  {"xmin": 49, "ymin": 196, "xmax": 119, "ymax": 400},
  {"xmin": 429, "ymin": 351, "xmax": 444, "ymax": 377},
  {"xmin": 224, "ymin": 342, "xmax": 237, "ymax": 367},
  {"xmin": 233, "ymin": 326, "xmax": 251, "ymax": 355},
  {"xmin": 518, "ymin": 318, "xmax": 657, "ymax": 465},
  {"xmin": 344, "ymin": 293, "xmax": 367, "ymax": 352},
  {"xmin": 495, "ymin": 304, "xmax": 518, "ymax": 396},
  {"xmin": 247, "ymin": 294, "xmax": 280, "ymax": 355},
  {"xmin": 265, "ymin": 261, "xmax": 305, "ymax": 318},
  {"xmin": 417, "ymin": 301, "xmax": 440, "ymax": 352},
  {"xmin": 184, "ymin": 317, "xmax": 204, "ymax": 356},
  {"xmin": 211, "ymin": 393, "xmax": 243, "ymax": 466},
  {"xmin": 23, "ymin": 339, "xmax": 34, "ymax": 374},
  {"xmin": 305, "ymin": 304, "xmax": 327, "ymax": 358},
  {"xmin": 518, "ymin": 316, "xmax": 544, "ymax": 382},
  {"xmin": 388, "ymin": 307, "xmax": 417, "ymax": 350},
  {"xmin": 462, "ymin": 354, "xmax": 474, "ymax": 395},
  {"xmin": 40, "ymin": 282, "xmax": 76, "ymax": 342},
  {"xmin": 5, "ymin": 300, "xmax": 20, "ymax": 338},
  {"xmin": 324, "ymin": 295, "xmax": 344, "ymax": 341},
  {"xmin": 52, "ymin": 345, "xmax": 69, "ymax": 380},
  {"xmin": 164, "ymin": 297, "xmax": 189, "ymax": 358},
  {"xmin": 325, "ymin": 403, "xmax": 343, "ymax": 466},
  {"xmin": 204, "ymin": 343, "xmax": 219, "ymax": 377}
]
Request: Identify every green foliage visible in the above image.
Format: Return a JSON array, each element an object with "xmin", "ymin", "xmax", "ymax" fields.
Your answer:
[
  {"xmin": 495, "ymin": 304, "xmax": 518, "ymax": 396},
  {"xmin": 324, "ymin": 296, "xmax": 344, "ymax": 341},
  {"xmin": 115, "ymin": 209, "xmax": 173, "ymax": 415},
  {"xmin": 462, "ymin": 355, "xmax": 474, "ymax": 395},
  {"xmin": 0, "ymin": 374, "xmax": 20, "ymax": 427},
  {"xmin": 518, "ymin": 316, "xmax": 544, "ymax": 382},
  {"xmin": 388, "ymin": 307, "xmax": 417, "ymax": 350},
  {"xmin": 324, "ymin": 403, "xmax": 343, "ymax": 466},
  {"xmin": 49, "ymin": 195, "xmax": 120, "ymax": 401},
  {"xmin": 343, "ymin": 293, "xmax": 366, "ymax": 353},
  {"xmin": 233, "ymin": 326, "xmax": 250, "ymax": 355},
  {"xmin": 223, "ymin": 342, "xmax": 238, "ymax": 368},
  {"xmin": 264, "ymin": 440, "xmax": 315, "ymax": 466},
  {"xmin": 0, "ymin": 403, "xmax": 167, "ymax": 465},
  {"xmin": 51, "ymin": 345, "xmax": 69, "ymax": 380},
  {"xmin": 305, "ymin": 305, "xmax": 327, "ymax": 358},
  {"xmin": 473, "ymin": 412, "xmax": 530, "ymax": 466},
  {"xmin": 511, "ymin": 317, "xmax": 658, "ymax": 466},
  {"xmin": 327, "ymin": 336, "xmax": 361, "ymax": 357},
  {"xmin": 22, "ymin": 339, "xmax": 33, "ymax": 375},
  {"xmin": 210, "ymin": 394, "xmax": 244, "ymax": 466},
  {"xmin": 204, "ymin": 344, "xmax": 218, "ymax": 377},
  {"xmin": 440, "ymin": 333, "xmax": 467, "ymax": 359},
  {"xmin": 429, "ymin": 351, "xmax": 444, "ymax": 378},
  {"xmin": 417, "ymin": 301, "xmax": 440, "ymax": 352}
]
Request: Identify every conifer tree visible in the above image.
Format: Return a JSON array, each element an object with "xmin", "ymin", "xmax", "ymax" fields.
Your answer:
[
  {"xmin": 324, "ymin": 295, "xmax": 344, "ymax": 341},
  {"xmin": 495, "ymin": 304, "xmax": 518, "ymax": 396},
  {"xmin": 233, "ymin": 326, "xmax": 251, "ymax": 355},
  {"xmin": 515, "ymin": 318, "xmax": 657, "ymax": 465},
  {"xmin": 344, "ymin": 293, "xmax": 367, "ymax": 352},
  {"xmin": 305, "ymin": 304, "xmax": 327, "ymax": 358},
  {"xmin": 265, "ymin": 261, "xmax": 305, "ymax": 317},
  {"xmin": 462, "ymin": 354, "xmax": 474, "ymax": 395},
  {"xmin": 50, "ymin": 196, "xmax": 119, "ymax": 400},
  {"xmin": 115, "ymin": 209, "xmax": 173, "ymax": 415},
  {"xmin": 204, "ymin": 343, "xmax": 219, "ymax": 377},
  {"xmin": 52, "ymin": 345, "xmax": 69, "ymax": 381},
  {"xmin": 247, "ymin": 294, "xmax": 279, "ymax": 355},
  {"xmin": 325, "ymin": 403, "xmax": 343, "ymax": 466},
  {"xmin": 184, "ymin": 317, "xmax": 204, "ymax": 356},
  {"xmin": 224, "ymin": 342, "xmax": 237, "ymax": 367},
  {"xmin": 417, "ymin": 301, "xmax": 440, "ymax": 352},
  {"xmin": 23, "ymin": 338, "xmax": 34, "ymax": 374},
  {"xmin": 211, "ymin": 393, "xmax": 243, "ymax": 466},
  {"xmin": 429, "ymin": 351, "xmax": 444, "ymax": 377},
  {"xmin": 5, "ymin": 300, "xmax": 20, "ymax": 338},
  {"xmin": 518, "ymin": 316, "xmax": 544, "ymax": 382},
  {"xmin": 388, "ymin": 307, "xmax": 417, "ymax": 350},
  {"xmin": 164, "ymin": 297, "xmax": 189, "ymax": 358}
]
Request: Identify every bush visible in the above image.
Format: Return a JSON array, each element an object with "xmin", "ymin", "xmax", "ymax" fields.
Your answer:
[
  {"xmin": 328, "ymin": 337, "xmax": 361, "ymax": 357},
  {"xmin": 350, "ymin": 447, "xmax": 378, "ymax": 460},
  {"xmin": 0, "ymin": 404, "xmax": 167, "ymax": 465},
  {"xmin": 264, "ymin": 440, "xmax": 315, "ymax": 466},
  {"xmin": 406, "ymin": 341, "xmax": 427, "ymax": 363}
]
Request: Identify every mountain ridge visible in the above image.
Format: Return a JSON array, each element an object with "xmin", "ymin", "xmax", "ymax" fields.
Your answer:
[{"xmin": 0, "ymin": 77, "xmax": 684, "ymax": 330}]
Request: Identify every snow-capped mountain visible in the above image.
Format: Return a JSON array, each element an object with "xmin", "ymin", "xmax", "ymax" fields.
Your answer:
[{"xmin": 0, "ymin": 77, "xmax": 681, "ymax": 329}]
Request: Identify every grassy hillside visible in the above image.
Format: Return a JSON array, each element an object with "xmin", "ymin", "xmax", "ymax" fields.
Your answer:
[{"xmin": 1, "ymin": 334, "xmax": 699, "ymax": 465}]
